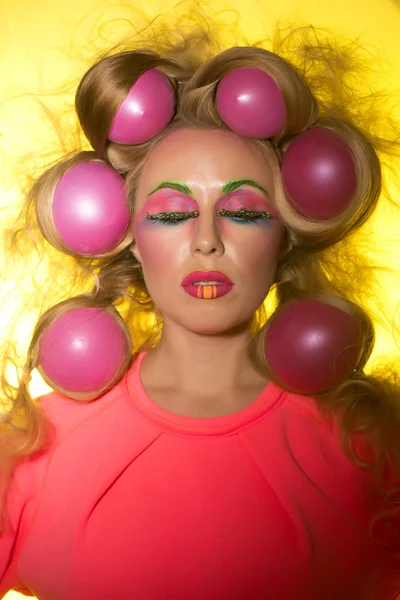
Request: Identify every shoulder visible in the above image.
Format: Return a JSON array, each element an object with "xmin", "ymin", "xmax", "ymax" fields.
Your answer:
[
  {"xmin": 283, "ymin": 388, "xmax": 373, "ymax": 474},
  {"xmin": 270, "ymin": 386, "xmax": 378, "ymax": 508},
  {"xmin": 4, "ymin": 373, "xmax": 136, "ymax": 504},
  {"xmin": 37, "ymin": 373, "xmax": 129, "ymax": 440},
  {"xmin": 31, "ymin": 356, "xmax": 160, "ymax": 458},
  {"xmin": 1, "ymin": 383, "xmax": 125, "ymax": 512}
]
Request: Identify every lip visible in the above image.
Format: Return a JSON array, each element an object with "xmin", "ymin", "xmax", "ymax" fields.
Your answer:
[
  {"xmin": 181, "ymin": 270, "xmax": 234, "ymax": 300},
  {"xmin": 181, "ymin": 270, "xmax": 233, "ymax": 286}
]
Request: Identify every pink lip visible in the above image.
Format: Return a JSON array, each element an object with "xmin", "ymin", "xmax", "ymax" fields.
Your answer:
[
  {"xmin": 182, "ymin": 270, "xmax": 233, "ymax": 286},
  {"xmin": 181, "ymin": 270, "xmax": 234, "ymax": 300}
]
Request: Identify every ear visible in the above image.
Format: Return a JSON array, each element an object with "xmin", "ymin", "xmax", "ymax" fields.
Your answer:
[
  {"xmin": 278, "ymin": 228, "xmax": 293, "ymax": 261},
  {"xmin": 130, "ymin": 240, "xmax": 142, "ymax": 264}
]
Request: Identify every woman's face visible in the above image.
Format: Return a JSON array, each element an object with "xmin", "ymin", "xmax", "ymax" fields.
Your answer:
[{"xmin": 132, "ymin": 128, "xmax": 285, "ymax": 335}]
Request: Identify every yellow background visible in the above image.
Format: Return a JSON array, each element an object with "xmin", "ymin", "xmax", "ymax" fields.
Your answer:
[{"xmin": 0, "ymin": 0, "xmax": 399, "ymax": 598}]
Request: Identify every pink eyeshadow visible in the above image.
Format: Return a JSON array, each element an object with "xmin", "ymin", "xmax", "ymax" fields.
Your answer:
[
  {"xmin": 143, "ymin": 189, "xmax": 198, "ymax": 214},
  {"xmin": 218, "ymin": 189, "xmax": 279, "ymax": 217}
]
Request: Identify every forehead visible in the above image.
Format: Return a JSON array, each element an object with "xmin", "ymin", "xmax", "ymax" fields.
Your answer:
[{"xmin": 137, "ymin": 128, "xmax": 273, "ymax": 191}]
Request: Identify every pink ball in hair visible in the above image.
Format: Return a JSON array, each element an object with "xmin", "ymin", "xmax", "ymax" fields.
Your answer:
[
  {"xmin": 38, "ymin": 307, "xmax": 130, "ymax": 395},
  {"xmin": 108, "ymin": 68, "xmax": 175, "ymax": 144},
  {"xmin": 264, "ymin": 300, "xmax": 361, "ymax": 394},
  {"xmin": 281, "ymin": 128, "xmax": 357, "ymax": 220},
  {"xmin": 216, "ymin": 67, "xmax": 286, "ymax": 139},
  {"xmin": 52, "ymin": 161, "xmax": 130, "ymax": 255}
]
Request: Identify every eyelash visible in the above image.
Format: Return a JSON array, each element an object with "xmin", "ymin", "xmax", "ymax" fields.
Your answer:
[
  {"xmin": 217, "ymin": 209, "xmax": 271, "ymax": 223},
  {"xmin": 145, "ymin": 209, "xmax": 272, "ymax": 226},
  {"xmin": 145, "ymin": 211, "xmax": 199, "ymax": 226}
]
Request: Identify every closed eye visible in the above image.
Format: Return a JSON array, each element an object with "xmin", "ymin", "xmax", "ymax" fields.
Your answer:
[
  {"xmin": 145, "ymin": 211, "xmax": 199, "ymax": 226},
  {"xmin": 216, "ymin": 209, "xmax": 272, "ymax": 223},
  {"xmin": 144, "ymin": 209, "xmax": 272, "ymax": 226}
]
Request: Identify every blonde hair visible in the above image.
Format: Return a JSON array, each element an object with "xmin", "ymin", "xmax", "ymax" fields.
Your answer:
[{"xmin": 1, "ymin": 18, "xmax": 399, "ymax": 555}]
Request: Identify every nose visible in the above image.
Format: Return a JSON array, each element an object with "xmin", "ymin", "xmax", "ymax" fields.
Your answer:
[{"xmin": 190, "ymin": 211, "xmax": 225, "ymax": 257}]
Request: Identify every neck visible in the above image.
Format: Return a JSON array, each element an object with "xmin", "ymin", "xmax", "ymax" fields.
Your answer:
[{"xmin": 142, "ymin": 319, "xmax": 264, "ymax": 396}]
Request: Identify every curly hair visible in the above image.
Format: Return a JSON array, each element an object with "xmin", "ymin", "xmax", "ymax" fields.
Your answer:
[{"xmin": 1, "ymin": 15, "xmax": 399, "ymax": 556}]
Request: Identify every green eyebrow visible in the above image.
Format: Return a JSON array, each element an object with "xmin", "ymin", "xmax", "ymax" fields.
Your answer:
[
  {"xmin": 147, "ymin": 179, "xmax": 269, "ymax": 198},
  {"xmin": 147, "ymin": 181, "xmax": 193, "ymax": 197},
  {"xmin": 220, "ymin": 179, "xmax": 269, "ymax": 196}
]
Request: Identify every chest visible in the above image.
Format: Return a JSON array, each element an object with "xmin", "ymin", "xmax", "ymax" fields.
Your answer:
[{"xmin": 18, "ymin": 431, "xmax": 383, "ymax": 600}]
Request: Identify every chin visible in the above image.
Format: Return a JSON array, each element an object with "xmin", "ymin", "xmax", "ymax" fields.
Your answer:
[{"xmin": 179, "ymin": 313, "xmax": 253, "ymax": 337}]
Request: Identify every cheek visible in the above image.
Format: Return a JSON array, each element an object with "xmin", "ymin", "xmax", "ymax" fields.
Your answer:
[
  {"xmin": 222, "ymin": 222, "xmax": 283, "ymax": 274},
  {"xmin": 219, "ymin": 218, "xmax": 283, "ymax": 248},
  {"xmin": 134, "ymin": 225, "xmax": 171, "ymax": 274},
  {"xmin": 136, "ymin": 231, "xmax": 168, "ymax": 273},
  {"xmin": 133, "ymin": 218, "xmax": 195, "ymax": 277}
]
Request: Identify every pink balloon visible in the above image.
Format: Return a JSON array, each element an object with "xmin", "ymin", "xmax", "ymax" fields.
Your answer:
[
  {"xmin": 108, "ymin": 68, "xmax": 175, "ymax": 144},
  {"xmin": 216, "ymin": 67, "xmax": 286, "ymax": 139},
  {"xmin": 52, "ymin": 161, "xmax": 130, "ymax": 255},
  {"xmin": 264, "ymin": 300, "xmax": 361, "ymax": 394},
  {"xmin": 39, "ymin": 307, "xmax": 130, "ymax": 394},
  {"xmin": 281, "ymin": 128, "xmax": 357, "ymax": 220}
]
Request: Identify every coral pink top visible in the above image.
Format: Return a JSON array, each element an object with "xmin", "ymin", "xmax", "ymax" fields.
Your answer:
[{"xmin": 0, "ymin": 352, "xmax": 399, "ymax": 599}]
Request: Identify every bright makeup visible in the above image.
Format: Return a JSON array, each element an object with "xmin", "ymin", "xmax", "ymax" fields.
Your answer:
[
  {"xmin": 217, "ymin": 180, "xmax": 279, "ymax": 219},
  {"xmin": 142, "ymin": 185, "xmax": 199, "ymax": 222},
  {"xmin": 133, "ymin": 182, "xmax": 198, "ymax": 228},
  {"xmin": 131, "ymin": 128, "xmax": 285, "ymax": 334},
  {"xmin": 181, "ymin": 271, "xmax": 234, "ymax": 299},
  {"xmin": 138, "ymin": 179, "xmax": 278, "ymax": 227}
]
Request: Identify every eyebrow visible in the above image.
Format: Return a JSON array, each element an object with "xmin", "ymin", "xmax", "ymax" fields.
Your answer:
[
  {"xmin": 220, "ymin": 179, "xmax": 269, "ymax": 196},
  {"xmin": 147, "ymin": 181, "xmax": 192, "ymax": 197},
  {"xmin": 147, "ymin": 178, "xmax": 269, "ymax": 198}
]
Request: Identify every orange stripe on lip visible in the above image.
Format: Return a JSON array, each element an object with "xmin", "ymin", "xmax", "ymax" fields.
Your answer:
[{"xmin": 194, "ymin": 284, "xmax": 219, "ymax": 299}]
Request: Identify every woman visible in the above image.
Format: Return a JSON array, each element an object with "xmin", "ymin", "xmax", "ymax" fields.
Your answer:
[{"xmin": 0, "ymin": 19, "xmax": 399, "ymax": 600}]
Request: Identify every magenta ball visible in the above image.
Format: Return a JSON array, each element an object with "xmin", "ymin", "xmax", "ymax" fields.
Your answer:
[
  {"xmin": 39, "ymin": 307, "xmax": 130, "ymax": 394},
  {"xmin": 281, "ymin": 128, "xmax": 357, "ymax": 220},
  {"xmin": 264, "ymin": 300, "xmax": 361, "ymax": 394},
  {"xmin": 216, "ymin": 67, "xmax": 286, "ymax": 139},
  {"xmin": 52, "ymin": 161, "xmax": 130, "ymax": 255},
  {"xmin": 108, "ymin": 68, "xmax": 175, "ymax": 144}
]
